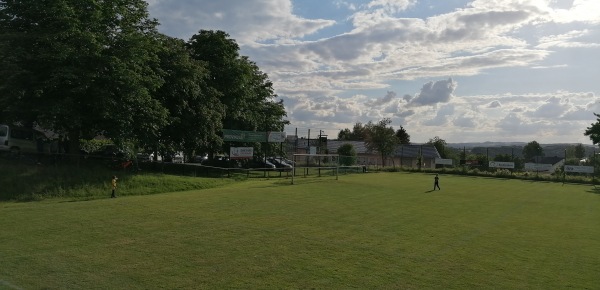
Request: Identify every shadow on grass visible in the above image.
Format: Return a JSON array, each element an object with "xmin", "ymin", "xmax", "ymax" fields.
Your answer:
[{"xmin": 587, "ymin": 186, "xmax": 600, "ymax": 195}]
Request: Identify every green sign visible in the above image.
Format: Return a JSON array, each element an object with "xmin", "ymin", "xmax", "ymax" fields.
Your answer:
[{"xmin": 222, "ymin": 129, "xmax": 286, "ymax": 143}]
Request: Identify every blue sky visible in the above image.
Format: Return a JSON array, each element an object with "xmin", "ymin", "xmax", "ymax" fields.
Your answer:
[{"xmin": 146, "ymin": 0, "xmax": 600, "ymax": 144}]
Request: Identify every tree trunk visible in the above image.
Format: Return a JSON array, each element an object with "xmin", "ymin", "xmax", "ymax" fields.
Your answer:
[{"xmin": 68, "ymin": 130, "xmax": 81, "ymax": 163}]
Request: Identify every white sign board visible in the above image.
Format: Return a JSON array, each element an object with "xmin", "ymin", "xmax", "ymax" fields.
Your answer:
[
  {"xmin": 268, "ymin": 132, "xmax": 286, "ymax": 142},
  {"xmin": 489, "ymin": 161, "xmax": 515, "ymax": 169},
  {"xmin": 435, "ymin": 158, "xmax": 453, "ymax": 165},
  {"xmin": 524, "ymin": 163, "xmax": 553, "ymax": 172},
  {"xmin": 309, "ymin": 146, "xmax": 317, "ymax": 155},
  {"xmin": 564, "ymin": 165, "xmax": 594, "ymax": 174},
  {"xmin": 230, "ymin": 147, "xmax": 253, "ymax": 159}
]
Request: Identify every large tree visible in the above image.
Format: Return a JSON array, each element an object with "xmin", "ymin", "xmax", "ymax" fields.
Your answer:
[
  {"xmin": 395, "ymin": 126, "xmax": 411, "ymax": 144},
  {"xmin": 338, "ymin": 122, "xmax": 367, "ymax": 141},
  {"xmin": 337, "ymin": 143, "xmax": 357, "ymax": 166},
  {"xmin": 152, "ymin": 35, "xmax": 225, "ymax": 160},
  {"xmin": 364, "ymin": 118, "xmax": 398, "ymax": 167},
  {"xmin": 584, "ymin": 113, "xmax": 600, "ymax": 146},
  {"xmin": 0, "ymin": 0, "xmax": 167, "ymax": 154},
  {"xmin": 186, "ymin": 30, "xmax": 288, "ymax": 156},
  {"xmin": 427, "ymin": 136, "xmax": 447, "ymax": 158},
  {"xmin": 522, "ymin": 140, "xmax": 544, "ymax": 161}
]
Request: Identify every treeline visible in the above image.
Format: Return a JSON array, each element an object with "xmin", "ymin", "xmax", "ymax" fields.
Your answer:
[
  {"xmin": 337, "ymin": 120, "xmax": 595, "ymax": 169},
  {"xmin": 0, "ymin": 0, "xmax": 288, "ymax": 159}
]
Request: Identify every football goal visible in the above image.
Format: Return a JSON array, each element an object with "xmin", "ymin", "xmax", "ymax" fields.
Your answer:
[{"xmin": 291, "ymin": 154, "xmax": 339, "ymax": 185}]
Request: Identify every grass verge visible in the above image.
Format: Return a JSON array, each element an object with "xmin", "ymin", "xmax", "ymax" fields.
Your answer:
[{"xmin": 0, "ymin": 161, "xmax": 235, "ymax": 201}]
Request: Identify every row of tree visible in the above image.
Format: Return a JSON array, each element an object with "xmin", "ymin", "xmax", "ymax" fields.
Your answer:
[
  {"xmin": 336, "ymin": 118, "xmax": 593, "ymax": 168},
  {"xmin": 0, "ymin": 0, "xmax": 288, "ymax": 159}
]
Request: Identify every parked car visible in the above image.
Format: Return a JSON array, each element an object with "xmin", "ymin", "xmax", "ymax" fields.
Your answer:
[
  {"xmin": 172, "ymin": 155, "xmax": 184, "ymax": 164},
  {"xmin": 86, "ymin": 144, "xmax": 127, "ymax": 160},
  {"xmin": 244, "ymin": 159, "xmax": 276, "ymax": 170},
  {"xmin": 0, "ymin": 124, "xmax": 51, "ymax": 155},
  {"xmin": 267, "ymin": 157, "xmax": 293, "ymax": 171},
  {"xmin": 192, "ymin": 155, "xmax": 208, "ymax": 163}
]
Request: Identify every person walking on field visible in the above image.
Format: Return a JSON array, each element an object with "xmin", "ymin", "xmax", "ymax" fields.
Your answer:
[
  {"xmin": 111, "ymin": 175, "xmax": 118, "ymax": 198},
  {"xmin": 434, "ymin": 174, "xmax": 440, "ymax": 190}
]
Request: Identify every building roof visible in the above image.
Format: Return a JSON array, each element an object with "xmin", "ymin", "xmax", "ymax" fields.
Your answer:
[{"xmin": 326, "ymin": 141, "xmax": 441, "ymax": 159}]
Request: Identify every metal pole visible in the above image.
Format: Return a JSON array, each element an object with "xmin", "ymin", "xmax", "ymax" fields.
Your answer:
[{"xmin": 563, "ymin": 149, "xmax": 566, "ymax": 184}]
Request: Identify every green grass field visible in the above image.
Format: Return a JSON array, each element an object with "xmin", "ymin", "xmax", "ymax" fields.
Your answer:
[{"xmin": 1, "ymin": 172, "xmax": 599, "ymax": 289}]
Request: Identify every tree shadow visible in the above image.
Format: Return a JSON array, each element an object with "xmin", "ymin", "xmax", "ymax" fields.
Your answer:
[{"xmin": 587, "ymin": 186, "xmax": 600, "ymax": 195}]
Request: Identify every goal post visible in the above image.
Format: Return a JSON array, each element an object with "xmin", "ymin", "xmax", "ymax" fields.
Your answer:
[{"xmin": 291, "ymin": 153, "xmax": 339, "ymax": 185}]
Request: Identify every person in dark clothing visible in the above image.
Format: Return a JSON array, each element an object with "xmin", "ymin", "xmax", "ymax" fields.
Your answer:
[{"xmin": 434, "ymin": 174, "xmax": 440, "ymax": 190}]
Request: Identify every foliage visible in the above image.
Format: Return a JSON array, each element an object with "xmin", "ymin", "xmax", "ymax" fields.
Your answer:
[
  {"xmin": 80, "ymin": 139, "xmax": 114, "ymax": 154},
  {"xmin": 395, "ymin": 126, "xmax": 411, "ymax": 144},
  {"xmin": 152, "ymin": 35, "xmax": 224, "ymax": 159},
  {"xmin": 584, "ymin": 113, "xmax": 600, "ymax": 145},
  {"xmin": 337, "ymin": 143, "xmax": 357, "ymax": 166},
  {"xmin": 522, "ymin": 140, "xmax": 544, "ymax": 161},
  {"xmin": 427, "ymin": 136, "xmax": 448, "ymax": 158},
  {"xmin": 338, "ymin": 122, "xmax": 367, "ymax": 140},
  {"xmin": 0, "ymin": 160, "xmax": 234, "ymax": 201},
  {"xmin": 186, "ymin": 30, "xmax": 288, "ymax": 156},
  {"xmin": 566, "ymin": 143, "xmax": 586, "ymax": 159},
  {"xmin": 364, "ymin": 118, "xmax": 398, "ymax": 167},
  {"xmin": 0, "ymin": 0, "xmax": 168, "ymax": 154}
]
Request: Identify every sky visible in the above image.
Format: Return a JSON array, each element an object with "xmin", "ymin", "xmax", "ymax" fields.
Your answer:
[{"xmin": 146, "ymin": 0, "xmax": 600, "ymax": 144}]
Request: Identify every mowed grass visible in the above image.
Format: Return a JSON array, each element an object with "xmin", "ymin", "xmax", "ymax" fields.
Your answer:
[{"xmin": 1, "ymin": 172, "xmax": 599, "ymax": 289}]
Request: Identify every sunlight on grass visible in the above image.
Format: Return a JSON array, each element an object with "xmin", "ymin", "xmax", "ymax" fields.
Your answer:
[{"xmin": 1, "ymin": 172, "xmax": 599, "ymax": 289}]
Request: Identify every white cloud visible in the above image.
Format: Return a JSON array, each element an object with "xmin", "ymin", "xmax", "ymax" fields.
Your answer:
[
  {"xmin": 410, "ymin": 79, "xmax": 457, "ymax": 106},
  {"xmin": 366, "ymin": 91, "xmax": 397, "ymax": 106},
  {"xmin": 148, "ymin": 0, "xmax": 335, "ymax": 45},
  {"xmin": 489, "ymin": 100, "xmax": 502, "ymax": 108},
  {"xmin": 537, "ymin": 30, "xmax": 600, "ymax": 49},
  {"xmin": 367, "ymin": 0, "xmax": 416, "ymax": 13},
  {"xmin": 146, "ymin": 0, "xmax": 600, "ymax": 144},
  {"xmin": 527, "ymin": 96, "xmax": 570, "ymax": 118},
  {"xmin": 423, "ymin": 104, "xmax": 455, "ymax": 126},
  {"xmin": 552, "ymin": 0, "xmax": 600, "ymax": 24}
]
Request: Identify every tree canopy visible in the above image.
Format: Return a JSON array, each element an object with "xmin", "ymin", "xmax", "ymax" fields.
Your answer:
[
  {"xmin": 584, "ymin": 113, "xmax": 600, "ymax": 146},
  {"xmin": 427, "ymin": 136, "xmax": 447, "ymax": 158},
  {"xmin": 364, "ymin": 118, "xmax": 398, "ymax": 167},
  {"xmin": 522, "ymin": 141, "xmax": 544, "ymax": 161},
  {"xmin": 187, "ymin": 30, "xmax": 288, "ymax": 156},
  {"xmin": 337, "ymin": 122, "xmax": 367, "ymax": 141},
  {"xmin": 395, "ymin": 126, "xmax": 410, "ymax": 144},
  {"xmin": 0, "ymin": 0, "xmax": 167, "ymax": 153},
  {"xmin": 0, "ymin": 1, "xmax": 288, "ymax": 159},
  {"xmin": 337, "ymin": 143, "xmax": 357, "ymax": 166}
]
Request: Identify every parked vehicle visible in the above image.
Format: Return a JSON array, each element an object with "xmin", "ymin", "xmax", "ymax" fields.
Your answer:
[
  {"xmin": 267, "ymin": 157, "xmax": 293, "ymax": 171},
  {"xmin": 244, "ymin": 159, "xmax": 276, "ymax": 170},
  {"xmin": 136, "ymin": 153, "xmax": 152, "ymax": 162},
  {"xmin": 85, "ymin": 144, "xmax": 127, "ymax": 160},
  {"xmin": 0, "ymin": 124, "xmax": 50, "ymax": 155}
]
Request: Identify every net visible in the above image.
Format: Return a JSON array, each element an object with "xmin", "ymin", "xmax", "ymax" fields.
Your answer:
[{"xmin": 291, "ymin": 154, "xmax": 339, "ymax": 184}]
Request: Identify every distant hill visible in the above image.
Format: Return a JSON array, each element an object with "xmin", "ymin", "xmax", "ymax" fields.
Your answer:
[{"xmin": 447, "ymin": 142, "xmax": 598, "ymax": 159}]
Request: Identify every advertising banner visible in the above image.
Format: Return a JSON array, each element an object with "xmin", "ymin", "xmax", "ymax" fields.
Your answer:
[
  {"xmin": 564, "ymin": 165, "xmax": 594, "ymax": 174},
  {"xmin": 489, "ymin": 161, "xmax": 515, "ymax": 169},
  {"xmin": 268, "ymin": 131, "xmax": 287, "ymax": 142},
  {"xmin": 230, "ymin": 147, "xmax": 254, "ymax": 159},
  {"xmin": 524, "ymin": 163, "xmax": 553, "ymax": 172},
  {"xmin": 223, "ymin": 129, "xmax": 286, "ymax": 143},
  {"xmin": 435, "ymin": 158, "xmax": 453, "ymax": 165}
]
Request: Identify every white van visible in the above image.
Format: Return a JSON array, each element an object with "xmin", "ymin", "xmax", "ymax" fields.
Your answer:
[{"xmin": 0, "ymin": 124, "xmax": 48, "ymax": 155}]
